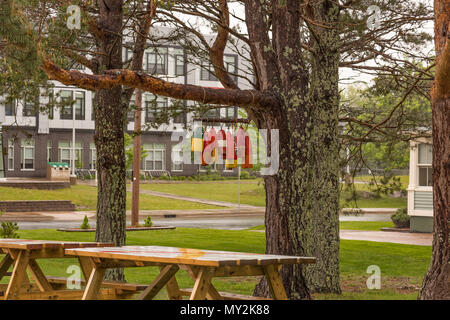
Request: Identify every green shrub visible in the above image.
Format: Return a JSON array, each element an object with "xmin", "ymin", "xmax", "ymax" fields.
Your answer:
[
  {"xmin": 391, "ymin": 208, "xmax": 410, "ymax": 228},
  {"xmin": 158, "ymin": 175, "xmax": 170, "ymax": 180},
  {"xmin": 0, "ymin": 222, "xmax": 20, "ymax": 238},
  {"xmin": 143, "ymin": 216, "xmax": 153, "ymax": 227},
  {"xmin": 240, "ymin": 170, "xmax": 250, "ymax": 179},
  {"xmin": 0, "ymin": 211, "xmax": 20, "ymax": 238},
  {"xmin": 80, "ymin": 215, "xmax": 91, "ymax": 230}
]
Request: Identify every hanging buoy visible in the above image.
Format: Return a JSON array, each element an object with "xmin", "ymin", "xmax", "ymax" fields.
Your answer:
[
  {"xmin": 236, "ymin": 126, "xmax": 253, "ymax": 169},
  {"xmin": 225, "ymin": 130, "xmax": 237, "ymax": 169},
  {"xmin": 218, "ymin": 129, "xmax": 227, "ymax": 161},
  {"xmin": 201, "ymin": 129, "xmax": 210, "ymax": 166}
]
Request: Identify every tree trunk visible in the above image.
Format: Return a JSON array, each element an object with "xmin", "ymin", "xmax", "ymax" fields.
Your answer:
[
  {"xmin": 253, "ymin": 1, "xmax": 341, "ymax": 299},
  {"xmin": 418, "ymin": 0, "xmax": 449, "ymax": 300},
  {"xmin": 94, "ymin": 0, "xmax": 126, "ymax": 282},
  {"xmin": 418, "ymin": 97, "xmax": 450, "ymax": 300}
]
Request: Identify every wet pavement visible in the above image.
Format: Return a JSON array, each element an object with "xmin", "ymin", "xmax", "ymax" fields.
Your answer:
[{"xmin": 12, "ymin": 212, "xmax": 394, "ymax": 231}]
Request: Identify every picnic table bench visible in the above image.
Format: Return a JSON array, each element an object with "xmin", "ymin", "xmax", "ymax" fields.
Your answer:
[
  {"xmin": 65, "ymin": 246, "xmax": 316, "ymax": 300},
  {"xmin": 0, "ymin": 239, "xmax": 115, "ymax": 300}
]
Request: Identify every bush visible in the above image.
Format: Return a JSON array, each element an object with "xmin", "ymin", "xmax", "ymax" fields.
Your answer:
[
  {"xmin": 80, "ymin": 215, "xmax": 91, "ymax": 230},
  {"xmin": 143, "ymin": 216, "xmax": 153, "ymax": 227},
  {"xmin": 0, "ymin": 211, "xmax": 20, "ymax": 238},
  {"xmin": 0, "ymin": 222, "xmax": 20, "ymax": 238},
  {"xmin": 391, "ymin": 208, "xmax": 410, "ymax": 228},
  {"xmin": 240, "ymin": 170, "xmax": 250, "ymax": 179}
]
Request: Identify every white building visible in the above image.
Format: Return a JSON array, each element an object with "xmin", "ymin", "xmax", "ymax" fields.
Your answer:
[
  {"xmin": 0, "ymin": 28, "xmax": 252, "ymax": 178},
  {"xmin": 407, "ymin": 137, "xmax": 433, "ymax": 233}
]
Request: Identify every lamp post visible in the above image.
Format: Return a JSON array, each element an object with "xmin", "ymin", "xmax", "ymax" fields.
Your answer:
[
  {"xmin": 71, "ymin": 100, "xmax": 76, "ymax": 181},
  {"xmin": 131, "ymin": 89, "xmax": 142, "ymax": 227}
]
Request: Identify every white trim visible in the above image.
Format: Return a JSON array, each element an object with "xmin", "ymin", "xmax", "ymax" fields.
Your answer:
[
  {"xmin": 415, "ymin": 186, "xmax": 433, "ymax": 192},
  {"xmin": 408, "ymin": 209, "xmax": 433, "ymax": 217}
]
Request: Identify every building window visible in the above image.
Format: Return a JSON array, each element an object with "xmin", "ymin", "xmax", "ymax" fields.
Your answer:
[
  {"xmin": 89, "ymin": 143, "xmax": 97, "ymax": 170},
  {"xmin": 8, "ymin": 139, "xmax": 14, "ymax": 171},
  {"xmin": 47, "ymin": 140, "xmax": 52, "ymax": 162},
  {"xmin": 48, "ymin": 90, "xmax": 54, "ymax": 120},
  {"xmin": 175, "ymin": 53, "xmax": 185, "ymax": 76},
  {"xmin": 128, "ymin": 94, "xmax": 136, "ymax": 122},
  {"xmin": 171, "ymin": 144, "xmax": 183, "ymax": 171},
  {"xmin": 146, "ymin": 48, "xmax": 168, "ymax": 75},
  {"xmin": 199, "ymin": 163, "xmax": 217, "ymax": 172},
  {"xmin": 142, "ymin": 143, "xmax": 166, "ymax": 171},
  {"xmin": 200, "ymin": 55, "xmax": 237, "ymax": 82},
  {"xmin": 60, "ymin": 90, "xmax": 74, "ymax": 120},
  {"xmin": 5, "ymin": 98, "xmax": 16, "ymax": 116},
  {"xmin": 21, "ymin": 138, "xmax": 35, "ymax": 170},
  {"xmin": 58, "ymin": 141, "xmax": 83, "ymax": 169},
  {"xmin": 224, "ymin": 54, "xmax": 238, "ymax": 83},
  {"xmin": 22, "ymin": 97, "xmax": 36, "ymax": 117},
  {"xmin": 224, "ymin": 107, "xmax": 236, "ymax": 119},
  {"xmin": 201, "ymin": 61, "xmax": 218, "ymax": 81},
  {"xmin": 91, "ymin": 92, "xmax": 96, "ymax": 121},
  {"xmin": 74, "ymin": 91, "xmax": 85, "ymax": 120},
  {"xmin": 145, "ymin": 96, "xmax": 168, "ymax": 122},
  {"xmin": 418, "ymin": 143, "xmax": 432, "ymax": 187}
]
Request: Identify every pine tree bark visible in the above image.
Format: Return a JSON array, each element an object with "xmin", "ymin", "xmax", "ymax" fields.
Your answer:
[
  {"xmin": 418, "ymin": 0, "xmax": 450, "ymax": 300},
  {"xmin": 93, "ymin": 0, "xmax": 127, "ymax": 282},
  {"xmin": 253, "ymin": 0, "xmax": 341, "ymax": 299}
]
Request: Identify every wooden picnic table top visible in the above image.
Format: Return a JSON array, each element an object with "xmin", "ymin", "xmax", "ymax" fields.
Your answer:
[
  {"xmin": 0, "ymin": 239, "xmax": 113, "ymax": 251},
  {"xmin": 65, "ymin": 246, "xmax": 317, "ymax": 267}
]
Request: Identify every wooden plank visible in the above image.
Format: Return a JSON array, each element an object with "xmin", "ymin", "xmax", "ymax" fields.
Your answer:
[
  {"xmin": 0, "ymin": 239, "xmax": 114, "ymax": 251},
  {"xmin": 189, "ymin": 267, "xmax": 214, "ymax": 300},
  {"xmin": 263, "ymin": 265, "xmax": 288, "ymax": 300},
  {"xmin": 27, "ymin": 259, "xmax": 53, "ymax": 292},
  {"xmin": 138, "ymin": 264, "xmax": 180, "ymax": 300},
  {"xmin": 46, "ymin": 276, "xmax": 148, "ymax": 292},
  {"xmin": 214, "ymin": 265, "xmax": 265, "ymax": 277},
  {"xmin": 186, "ymin": 265, "xmax": 223, "ymax": 300},
  {"xmin": 6, "ymin": 288, "xmax": 136, "ymax": 300},
  {"xmin": 0, "ymin": 254, "xmax": 13, "ymax": 281},
  {"xmin": 82, "ymin": 266, "xmax": 106, "ymax": 300},
  {"xmin": 64, "ymin": 246, "xmax": 317, "ymax": 268},
  {"xmin": 4, "ymin": 250, "xmax": 30, "ymax": 300},
  {"xmin": 179, "ymin": 288, "xmax": 273, "ymax": 301}
]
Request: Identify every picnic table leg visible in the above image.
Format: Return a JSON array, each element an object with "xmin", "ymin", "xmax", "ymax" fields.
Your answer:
[
  {"xmin": 0, "ymin": 254, "xmax": 13, "ymax": 282},
  {"xmin": 189, "ymin": 267, "xmax": 215, "ymax": 300},
  {"xmin": 27, "ymin": 259, "xmax": 53, "ymax": 292},
  {"xmin": 82, "ymin": 266, "xmax": 106, "ymax": 300},
  {"xmin": 138, "ymin": 264, "xmax": 180, "ymax": 300},
  {"xmin": 4, "ymin": 250, "xmax": 30, "ymax": 300},
  {"xmin": 263, "ymin": 265, "xmax": 288, "ymax": 300},
  {"xmin": 185, "ymin": 266, "xmax": 222, "ymax": 300},
  {"xmin": 78, "ymin": 256, "xmax": 95, "ymax": 281},
  {"xmin": 161, "ymin": 266, "xmax": 183, "ymax": 300}
]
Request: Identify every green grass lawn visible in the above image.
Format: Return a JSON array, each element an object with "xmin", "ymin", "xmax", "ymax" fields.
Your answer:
[
  {"xmin": 354, "ymin": 175, "xmax": 409, "ymax": 185},
  {"xmin": 140, "ymin": 181, "xmax": 407, "ymax": 208},
  {"xmin": 0, "ymin": 227, "xmax": 430, "ymax": 300},
  {"xmin": 140, "ymin": 181, "xmax": 267, "ymax": 206},
  {"xmin": 0, "ymin": 185, "xmax": 220, "ymax": 211}
]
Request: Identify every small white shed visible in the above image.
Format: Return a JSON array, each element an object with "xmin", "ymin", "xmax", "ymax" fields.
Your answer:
[{"xmin": 407, "ymin": 137, "xmax": 433, "ymax": 233}]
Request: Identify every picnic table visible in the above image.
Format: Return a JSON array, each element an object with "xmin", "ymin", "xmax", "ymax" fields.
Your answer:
[
  {"xmin": 0, "ymin": 239, "xmax": 113, "ymax": 300},
  {"xmin": 65, "ymin": 246, "xmax": 316, "ymax": 300}
]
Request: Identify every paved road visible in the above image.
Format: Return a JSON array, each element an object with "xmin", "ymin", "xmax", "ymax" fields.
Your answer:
[
  {"xmin": 12, "ymin": 211, "xmax": 394, "ymax": 231},
  {"xmin": 16, "ymin": 216, "xmax": 265, "ymax": 231}
]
